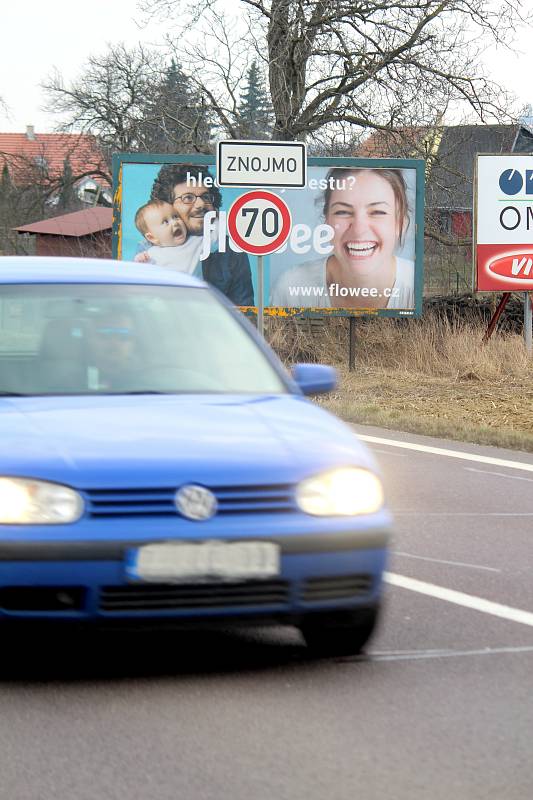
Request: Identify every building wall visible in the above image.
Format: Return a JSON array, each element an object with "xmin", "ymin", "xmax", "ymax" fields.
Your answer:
[{"xmin": 35, "ymin": 232, "xmax": 112, "ymax": 258}]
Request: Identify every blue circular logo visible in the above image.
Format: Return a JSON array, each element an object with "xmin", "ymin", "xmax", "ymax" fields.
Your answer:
[{"xmin": 499, "ymin": 169, "xmax": 523, "ymax": 196}]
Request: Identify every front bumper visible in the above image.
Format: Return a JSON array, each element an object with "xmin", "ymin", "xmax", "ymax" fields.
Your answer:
[{"xmin": 0, "ymin": 527, "xmax": 390, "ymax": 621}]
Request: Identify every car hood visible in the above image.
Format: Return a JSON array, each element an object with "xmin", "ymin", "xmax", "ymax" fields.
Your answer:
[{"xmin": 0, "ymin": 394, "xmax": 377, "ymax": 488}]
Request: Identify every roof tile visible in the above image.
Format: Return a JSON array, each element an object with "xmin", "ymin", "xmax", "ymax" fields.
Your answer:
[
  {"xmin": 15, "ymin": 208, "xmax": 112, "ymax": 237},
  {"xmin": 0, "ymin": 132, "xmax": 108, "ymax": 185}
]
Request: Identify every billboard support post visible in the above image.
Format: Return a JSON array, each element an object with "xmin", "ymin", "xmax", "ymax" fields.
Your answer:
[
  {"xmin": 482, "ymin": 293, "xmax": 511, "ymax": 343},
  {"xmin": 349, "ymin": 318, "xmax": 356, "ymax": 371},
  {"xmin": 524, "ymin": 293, "xmax": 532, "ymax": 355}
]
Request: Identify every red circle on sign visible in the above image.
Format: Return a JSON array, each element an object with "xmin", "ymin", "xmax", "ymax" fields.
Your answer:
[{"xmin": 227, "ymin": 190, "xmax": 292, "ymax": 255}]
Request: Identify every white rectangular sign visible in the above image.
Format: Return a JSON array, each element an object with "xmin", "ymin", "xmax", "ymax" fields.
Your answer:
[
  {"xmin": 217, "ymin": 140, "xmax": 306, "ymax": 188},
  {"xmin": 476, "ymin": 154, "xmax": 533, "ymax": 291}
]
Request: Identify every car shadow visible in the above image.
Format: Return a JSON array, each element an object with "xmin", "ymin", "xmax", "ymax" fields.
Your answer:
[{"xmin": 0, "ymin": 621, "xmax": 343, "ymax": 683}]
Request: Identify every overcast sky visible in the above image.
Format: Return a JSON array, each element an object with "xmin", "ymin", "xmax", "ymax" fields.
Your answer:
[
  {"xmin": 1, "ymin": 0, "xmax": 168, "ymax": 133},
  {"xmin": 1, "ymin": 0, "xmax": 532, "ymax": 134}
]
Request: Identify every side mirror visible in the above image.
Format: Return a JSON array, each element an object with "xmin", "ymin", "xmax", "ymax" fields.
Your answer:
[{"xmin": 291, "ymin": 363, "xmax": 337, "ymax": 396}]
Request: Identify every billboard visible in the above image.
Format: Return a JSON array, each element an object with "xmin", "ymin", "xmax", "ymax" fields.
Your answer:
[
  {"xmin": 113, "ymin": 154, "xmax": 425, "ymax": 317},
  {"xmin": 475, "ymin": 154, "xmax": 533, "ymax": 292}
]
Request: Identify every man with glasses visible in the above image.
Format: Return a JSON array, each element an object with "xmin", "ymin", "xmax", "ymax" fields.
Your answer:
[{"xmin": 151, "ymin": 164, "xmax": 254, "ymax": 306}]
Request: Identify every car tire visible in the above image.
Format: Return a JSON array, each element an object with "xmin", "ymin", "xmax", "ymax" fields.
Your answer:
[{"xmin": 300, "ymin": 605, "xmax": 380, "ymax": 657}]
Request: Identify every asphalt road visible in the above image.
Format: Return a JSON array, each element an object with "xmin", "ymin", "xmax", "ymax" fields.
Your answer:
[{"xmin": 1, "ymin": 424, "xmax": 533, "ymax": 800}]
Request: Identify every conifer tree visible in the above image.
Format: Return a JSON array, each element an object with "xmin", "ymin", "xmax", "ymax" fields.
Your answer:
[
  {"xmin": 0, "ymin": 162, "xmax": 10, "ymax": 193},
  {"xmin": 235, "ymin": 61, "xmax": 273, "ymax": 140},
  {"xmin": 142, "ymin": 58, "xmax": 212, "ymax": 152},
  {"xmin": 58, "ymin": 157, "xmax": 77, "ymax": 210}
]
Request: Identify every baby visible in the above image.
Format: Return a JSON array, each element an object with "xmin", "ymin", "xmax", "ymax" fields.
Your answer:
[{"xmin": 134, "ymin": 199, "xmax": 216, "ymax": 276}]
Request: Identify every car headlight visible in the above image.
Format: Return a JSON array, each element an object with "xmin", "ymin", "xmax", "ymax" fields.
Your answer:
[
  {"xmin": 0, "ymin": 478, "xmax": 84, "ymax": 524},
  {"xmin": 296, "ymin": 467, "xmax": 384, "ymax": 516}
]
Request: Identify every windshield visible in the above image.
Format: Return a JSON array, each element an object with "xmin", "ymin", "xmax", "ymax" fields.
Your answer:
[{"xmin": 0, "ymin": 283, "xmax": 288, "ymax": 396}]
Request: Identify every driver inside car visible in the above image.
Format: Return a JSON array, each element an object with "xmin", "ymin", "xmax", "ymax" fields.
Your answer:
[{"xmin": 88, "ymin": 309, "xmax": 141, "ymax": 392}]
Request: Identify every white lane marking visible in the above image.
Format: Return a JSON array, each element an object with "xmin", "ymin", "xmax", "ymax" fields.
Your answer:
[
  {"xmin": 394, "ymin": 551, "xmax": 500, "ymax": 573},
  {"xmin": 371, "ymin": 448, "xmax": 407, "ymax": 458},
  {"xmin": 358, "ymin": 434, "xmax": 533, "ymax": 473},
  {"xmin": 362, "ymin": 645, "xmax": 533, "ymax": 663},
  {"xmin": 395, "ymin": 512, "xmax": 533, "ymax": 517},
  {"xmin": 384, "ymin": 572, "xmax": 533, "ymax": 627},
  {"xmin": 464, "ymin": 466, "xmax": 533, "ymax": 483}
]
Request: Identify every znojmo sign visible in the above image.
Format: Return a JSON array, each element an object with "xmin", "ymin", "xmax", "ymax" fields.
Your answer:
[{"xmin": 476, "ymin": 154, "xmax": 533, "ymax": 291}]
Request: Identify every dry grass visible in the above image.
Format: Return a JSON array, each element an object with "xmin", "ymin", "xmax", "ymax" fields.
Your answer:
[{"xmin": 265, "ymin": 314, "xmax": 533, "ymax": 452}]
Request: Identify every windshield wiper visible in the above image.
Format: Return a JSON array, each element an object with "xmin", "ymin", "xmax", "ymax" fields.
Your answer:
[
  {"xmin": 107, "ymin": 390, "xmax": 169, "ymax": 395},
  {"xmin": 0, "ymin": 391, "xmax": 29, "ymax": 397}
]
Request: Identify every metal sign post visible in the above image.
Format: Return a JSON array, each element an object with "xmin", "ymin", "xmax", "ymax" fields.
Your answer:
[
  {"xmin": 257, "ymin": 255, "xmax": 264, "ymax": 337},
  {"xmin": 227, "ymin": 190, "xmax": 292, "ymax": 337}
]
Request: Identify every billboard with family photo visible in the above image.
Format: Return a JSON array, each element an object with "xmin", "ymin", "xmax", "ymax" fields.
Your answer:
[{"xmin": 113, "ymin": 153, "xmax": 424, "ymax": 317}]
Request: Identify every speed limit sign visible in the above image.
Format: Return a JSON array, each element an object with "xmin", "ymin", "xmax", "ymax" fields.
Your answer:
[{"xmin": 227, "ymin": 190, "xmax": 292, "ymax": 255}]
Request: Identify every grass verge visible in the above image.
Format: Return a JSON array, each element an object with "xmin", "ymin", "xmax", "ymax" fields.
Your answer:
[
  {"xmin": 318, "ymin": 366, "xmax": 533, "ymax": 452},
  {"xmin": 266, "ymin": 314, "xmax": 533, "ymax": 453}
]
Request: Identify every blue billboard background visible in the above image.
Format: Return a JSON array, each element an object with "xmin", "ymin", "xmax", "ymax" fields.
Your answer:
[{"xmin": 114, "ymin": 154, "xmax": 423, "ymax": 317}]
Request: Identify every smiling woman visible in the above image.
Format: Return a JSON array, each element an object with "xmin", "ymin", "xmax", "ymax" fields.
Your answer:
[{"xmin": 271, "ymin": 168, "xmax": 415, "ymax": 309}]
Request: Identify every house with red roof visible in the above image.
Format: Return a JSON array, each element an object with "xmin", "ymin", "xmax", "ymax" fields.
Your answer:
[
  {"xmin": 0, "ymin": 126, "xmax": 111, "ymax": 206},
  {"xmin": 14, "ymin": 207, "xmax": 112, "ymax": 258}
]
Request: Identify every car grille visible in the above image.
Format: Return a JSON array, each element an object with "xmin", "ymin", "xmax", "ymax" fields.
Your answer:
[
  {"xmin": 301, "ymin": 574, "xmax": 373, "ymax": 602},
  {"xmin": 99, "ymin": 580, "xmax": 290, "ymax": 611},
  {"xmin": 98, "ymin": 575, "xmax": 372, "ymax": 613},
  {"xmin": 84, "ymin": 484, "xmax": 296, "ymax": 518}
]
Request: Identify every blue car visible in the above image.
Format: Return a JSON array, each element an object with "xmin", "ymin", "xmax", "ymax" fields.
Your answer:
[{"xmin": 0, "ymin": 257, "xmax": 391, "ymax": 655}]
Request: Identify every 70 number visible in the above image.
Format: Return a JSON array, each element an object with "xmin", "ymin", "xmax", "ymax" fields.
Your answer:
[{"xmin": 242, "ymin": 207, "xmax": 280, "ymax": 238}]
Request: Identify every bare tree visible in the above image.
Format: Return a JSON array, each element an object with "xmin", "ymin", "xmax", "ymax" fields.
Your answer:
[
  {"xmin": 139, "ymin": 0, "xmax": 527, "ymax": 142},
  {"xmin": 157, "ymin": 12, "xmax": 257, "ymax": 141},
  {"xmin": 42, "ymin": 43, "xmax": 213, "ymax": 158}
]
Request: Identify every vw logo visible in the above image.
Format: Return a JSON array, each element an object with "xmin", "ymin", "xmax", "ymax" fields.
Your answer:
[{"xmin": 175, "ymin": 485, "xmax": 218, "ymax": 521}]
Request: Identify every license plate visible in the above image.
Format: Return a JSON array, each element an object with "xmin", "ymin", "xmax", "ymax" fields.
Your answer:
[{"xmin": 126, "ymin": 541, "xmax": 280, "ymax": 583}]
